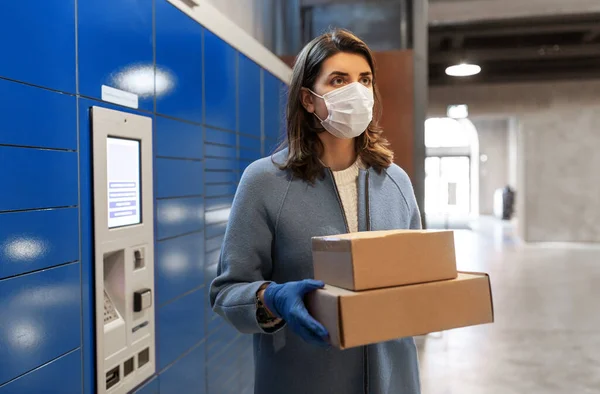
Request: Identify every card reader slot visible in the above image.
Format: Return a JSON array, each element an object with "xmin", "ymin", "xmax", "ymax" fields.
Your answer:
[{"xmin": 106, "ymin": 365, "xmax": 120, "ymax": 390}]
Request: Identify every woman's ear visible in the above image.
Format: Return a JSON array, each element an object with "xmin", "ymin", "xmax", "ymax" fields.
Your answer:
[{"xmin": 300, "ymin": 88, "xmax": 315, "ymax": 113}]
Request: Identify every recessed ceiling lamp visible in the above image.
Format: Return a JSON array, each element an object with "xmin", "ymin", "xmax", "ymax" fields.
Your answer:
[{"xmin": 445, "ymin": 63, "xmax": 481, "ymax": 77}]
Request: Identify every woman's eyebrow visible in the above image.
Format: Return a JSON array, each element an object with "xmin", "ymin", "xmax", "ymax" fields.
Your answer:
[{"xmin": 327, "ymin": 71, "xmax": 372, "ymax": 77}]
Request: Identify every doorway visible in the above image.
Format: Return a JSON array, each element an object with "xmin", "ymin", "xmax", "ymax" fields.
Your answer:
[
  {"xmin": 425, "ymin": 156, "xmax": 471, "ymax": 216},
  {"xmin": 424, "ymin": 117, "xmax": 479, "ymax": 229}
]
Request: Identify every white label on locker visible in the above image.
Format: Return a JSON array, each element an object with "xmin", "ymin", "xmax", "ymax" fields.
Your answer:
[{"xmin": 101, "ymin": 85, "xmax": 139, "ymax": 109}]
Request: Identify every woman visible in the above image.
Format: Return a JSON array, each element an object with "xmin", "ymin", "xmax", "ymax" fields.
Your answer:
[{"xmin": 210, "ymin": 29, "xmax": 422, "ymax": 394}]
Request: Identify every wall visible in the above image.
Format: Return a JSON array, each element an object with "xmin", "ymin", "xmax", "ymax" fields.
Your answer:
[
  {"xmin": 375, "ymin": 50, "xmax": 416, "ymax": 179},
  {"xmin": 0, "ymin": 1, "xmax": 288, "ymax": 393},
  {"xmin": 470, "ymin": 118, "xmax": 510, "ymax": 216},
  {"xmin": 205, "ymin": 0, "xmax": 275, "ymax": 50},
  {"xmin": 430, "ymin": 79, "xmax": 600, "ymax": 242}
]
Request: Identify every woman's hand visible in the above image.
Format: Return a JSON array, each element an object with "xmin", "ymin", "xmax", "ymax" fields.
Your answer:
[{"xmin": 262, "ymin": 280, "xmax": 329, "ymax": 347}]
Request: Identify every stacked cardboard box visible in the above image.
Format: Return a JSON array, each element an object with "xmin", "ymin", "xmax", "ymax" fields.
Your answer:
[{"xmin": 306, "ymin": 230, "xmax": 494, "ymax": 350}]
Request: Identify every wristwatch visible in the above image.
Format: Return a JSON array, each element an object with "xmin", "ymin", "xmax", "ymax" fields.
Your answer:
[
  {"xmin": 257, "ymin": 297, "xmax": 276, "ymax": 323},
  {"xmin": 256, "ymin": 286, "xmax": 281, "ymax": 327}
]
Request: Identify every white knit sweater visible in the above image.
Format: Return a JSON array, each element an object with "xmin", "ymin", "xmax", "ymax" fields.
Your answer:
[{"xmin": 332, "ymin": 158, "xmax": 364, "ymax": 233}]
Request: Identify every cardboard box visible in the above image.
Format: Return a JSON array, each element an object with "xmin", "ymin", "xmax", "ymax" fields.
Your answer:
[
  {"xmin": 306, "ymin": 272, "xmax": 494, "ymax": 350},
  {"xmin": 312, "ymin": 230, "xmax": 457, "ymax": 291}
]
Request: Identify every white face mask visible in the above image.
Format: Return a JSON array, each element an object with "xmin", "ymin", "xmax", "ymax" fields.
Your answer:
[{"xmin": 309, "ymin": 82, "xmax": 374, "ymax": 139}]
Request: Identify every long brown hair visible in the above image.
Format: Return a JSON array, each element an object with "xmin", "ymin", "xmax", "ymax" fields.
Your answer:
[{"xmin": 276, "ymin": 28, "xmax": 393, "ymax": 183}]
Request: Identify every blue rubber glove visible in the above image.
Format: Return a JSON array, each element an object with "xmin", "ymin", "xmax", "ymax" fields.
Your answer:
[{"xmin": 263, "ymin": 279, "xmax": 329, "ymax": 347}]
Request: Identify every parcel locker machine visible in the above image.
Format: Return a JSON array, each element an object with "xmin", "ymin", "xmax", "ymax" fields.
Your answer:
[{"xmin": 92, "ymin": 107, "xmax": 156, "ymax": 393}]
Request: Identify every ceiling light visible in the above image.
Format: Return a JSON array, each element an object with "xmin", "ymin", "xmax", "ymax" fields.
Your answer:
[
  {"xmin": 447, "ymin": 104, "xmax": 469, "ymax": 119},
  {"xmin": 445, "ymin": 63, "xmax": 481, "ymax": 77}
]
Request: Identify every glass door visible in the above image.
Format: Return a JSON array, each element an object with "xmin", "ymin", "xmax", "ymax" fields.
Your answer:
[{"xmin": 425, "ymin": 156, "xmax": 471, "ymax": 216}]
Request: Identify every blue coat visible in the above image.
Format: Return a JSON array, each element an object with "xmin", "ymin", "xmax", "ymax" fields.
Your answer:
[{"xmin": 210, "ymin": 150, "xmax": 422, "ymax": 394}]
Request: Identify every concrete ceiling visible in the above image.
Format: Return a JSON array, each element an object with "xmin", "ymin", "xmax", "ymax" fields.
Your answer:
[
  {"xmin": 299, "ymin": 0, "xmax": 600, "ymax": 85},
  {"xmin": 301, "ymin": 0, "xmax": 600, "ymax": 25},
  {"xmin": 429, "ymin": 12, "xmax": 600, "ymax": 85},
  {"xmin": 430, "ymin": 0, "xmax": 600, "ymax": 25}
]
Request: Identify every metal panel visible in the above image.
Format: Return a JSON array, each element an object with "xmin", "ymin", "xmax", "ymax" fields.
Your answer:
[
  {"xmin": 204, "ymin": 258, "xmax": 220, "ymax": 280},
  {"xmin": 0, "ymin": 0, "xmax": 76, "ymax": 92},
  {"xmin": 156, "ymin": 289, "xmax": 205, "ymax": 370},
  {"xmin": 206, "ymin": 324, "xmax": 239, "ymax": 361},
  {"xmin": 238, "ymin": 135, "xmax": 261, "ymax": 151},
  {"xmin": 205, "ymin": 128, "xmax": 236, "ymax": 147},
  {"xmin": 133, "ymin": 375, "xmax": 159, "ymax": 394},
  {"xmin": 205, "ymin": 184, "xmax": 237, "ymax": 198},
  {"xmin": 206, "ymin": 332, "xmax": 246, "ymax": 394},
  {"xmin": 0, "ymin": 349, "xmax": 81, "ymax": 394},
  {"xmin": 155, "ymin": 117, "xmax": 203, "ymax": 160},
  {"xmin": 158, "ymin": 342, "xmax": 206, "ymax": 394},
  {"xmin": 239, "ymin": 55, "xmax": 262, "ymax": 137},
  {"xmin": 204, "ymin": 205, "xmax": 232, "ymax": 221},
  {"xmin": 263, "ymin": 72, "xmax": 280, "ymax": 140},
  {"xmin": 155, "ymin": 232, "xmax": 205, "ymax": 306},
  {"xmin": 206, "ymin": 311, "xmax": 225, "ymax": 336},
  {"xmin": 156, "ymin": 197, "xmax": 205, "ymax": 240},
  {"xmin": 0, "ymin": 263, "xmax": 81, "ymax": 385},
  {"xmin": 78, "ymin": 0, "xmax": 154, "ymax": 110},
  {"xmin": 0, "ymin": 79, "xmax": 76, "ymax": 150},
  {"xmin": 0, "ymin": 208, "xmax": 79, "ymax": 280},
  {"xmin": 239, "ymin": 149, "xmax": 261, "ymax": 162},
  {"xmin": 155, "ymin": 158, "xmax": 204, "ymax": 198},
  {"xmin": 204, "ymin": 30, "xmax": 238, "ymax": 131},
  {"xmin": 279, "ymin": 82, "xmax": 288, "ymax": 139},
  {"xmin": 156, "ymin": 0, "xmax": 204, "ymax": 123},
  {"xmin": 205, "ymin": 222, "xmax": 228, "ymax": 240},
  {"xmin": 91, "ymin": 106, "xmax": 156, "ymax": 394},
  {"xmin": 264, "ymin": 138, "xmax": 281, "ymax": 155},
  {"xmin": 204, "ymin": 171, "xmax": 238, "ymax": 185},
  {"xmin": 79, "ymin": 98, "xmax": 151, "ymax": 394},
  {"xmin": 204, "ymin": 234, "xmax": 225, "ymax": 254},
  {"xmin": 204, "ymin": 157, "xmax": 238, "ymax": 172},
  {"xmin": 205, "ymin": 144, "xmax": 236, "ymax": 160},
  {"xmin": 0, "ymin": 147, "xmax": 77, "ymax": 212}
]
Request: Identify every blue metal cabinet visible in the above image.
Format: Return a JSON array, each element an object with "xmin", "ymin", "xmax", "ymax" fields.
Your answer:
[
  {"xmin": 206, "ymin": 328, "xmax": 245, "ymax": 394},
  {"xmin": 155, "ymin": 232, "xmax": 205, "ymax": 306},
  {"xmin": 0, "ymin": 1, "xmax": 76, "ymax": 93},
  {"xmin": 134, "ymin": 376, "xmax": 160, "ymax": 394},
  {"xmin": 0, "ymin": 147, "xmax": 78, "ymax": 212},
  {"xmin": 279, "ymin": 82, "xmax": 289, "ymax": 138},
  {"xmin": 205, "ymin": 221, "xmax": 228, "ymax": 240},
  {"xmin": 156, "ymin": 197, "xmax": 205, "ymax": 241},
  {"xmin": 0, "ymin": 208, "xmax": 79, "ymax": 280},
  {"xmin": 0, "ymin": 263, "xmax": 81, "ymax": 385},
  {"xmin": 78, "ymin": 0, "xmax": 154, "ymax": 110},
  {"xmin": 205, "ymin": 128, "xmax": 236, "ymax": 147},
  {"xmin": 155, "ymin": 117, "xmax": 203, "ymax": 160},
  {"xmin": 159, "ymin": 342, "xmax": 205, "ymax": 394},
  {"xmin": 204, "ymin": 30, "xmax": 237, "ymax": 131},
  {"xmin": 239, "ymin": 135, "xmax": 261, "ymax": 152},
  {"xmin": 204, "ymin": 171, "xmax": 238, "ymax": 185},
  {"xmin": 155, "ymin": 0, "xmax": 203, "ymax": 123},
  {"xmin": 0, "ymin": 350, "xmax": 81, "ymax": 394},
  {"xmin": 156, "ymin": 289, "xmax": 205, "ymax": 371},
  {"xmin": 0, "ymin": 79, "xmax": 77, "ymax": 150},
  {"xmin": 205, "ymin": 184, "xmax": 237, "ymax": 198},
  {"xmin": 155, "ymin": 159, "xmax": 204, "ymax": 198},
  {"xmin": 263, "ymin": 72, "xmax": 281, "ymax": 141},
  {"xmin": 238, "ymin": 55, "xmax": 261, "ymax": 138}
]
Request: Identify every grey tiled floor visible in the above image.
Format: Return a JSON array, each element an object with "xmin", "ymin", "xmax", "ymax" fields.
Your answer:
[{"xmin": 417, "ymin": 220, "xmax": 600, "ymax": 394}]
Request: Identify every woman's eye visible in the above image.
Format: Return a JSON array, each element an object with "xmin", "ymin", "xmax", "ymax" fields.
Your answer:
[
  {"xmin": 331, "ymin": 77, "xmax": 345, "ymax": 86},
  {"xmin": 361, "ymin": 77, "xmax": 372, "ymax": 86}
]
